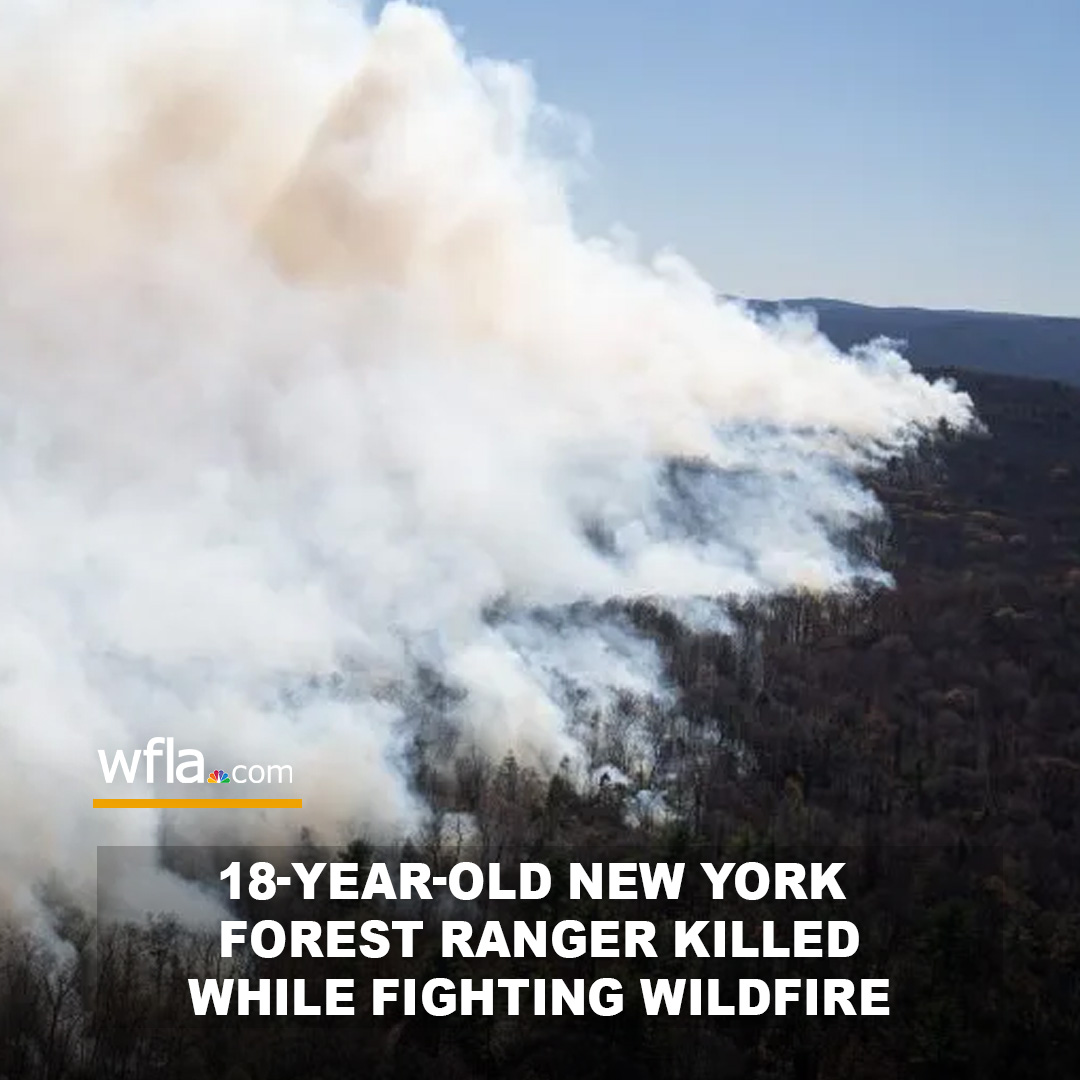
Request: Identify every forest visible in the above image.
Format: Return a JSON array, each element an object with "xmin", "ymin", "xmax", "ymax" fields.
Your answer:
[{"xmin": 2, "ymin": 367, "xmax": 1079, "ymax": 1079}]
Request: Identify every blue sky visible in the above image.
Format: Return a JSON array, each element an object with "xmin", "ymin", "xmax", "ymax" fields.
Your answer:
[{"xmin": 404, "ymin": 0, "xmax": 1079, "ymax": 316}]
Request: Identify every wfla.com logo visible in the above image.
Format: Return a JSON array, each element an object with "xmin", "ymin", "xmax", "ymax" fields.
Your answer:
[{"xmin": 98, "ymin": 737, "xmax": 293, "ymax": 786}]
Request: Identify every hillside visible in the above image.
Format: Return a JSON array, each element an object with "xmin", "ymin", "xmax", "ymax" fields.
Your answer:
[
  {"xmin": 3, "ymin": 368, "xmax": 1079, "ymax": 1079},
  {"xmin": 749, "ymin": 298, "xmax": 1080, "ymax": 385}
]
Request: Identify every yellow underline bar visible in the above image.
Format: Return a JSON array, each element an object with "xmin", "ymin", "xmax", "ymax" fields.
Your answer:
[{"xmin": 93, "ymin": 798, "xmax": 303, "ymax": 809}]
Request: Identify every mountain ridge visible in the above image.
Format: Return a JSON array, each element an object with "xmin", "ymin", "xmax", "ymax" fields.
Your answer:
[{"xmin": 746, "ymin": 297, "xmax": 1080, "ymax": 385}]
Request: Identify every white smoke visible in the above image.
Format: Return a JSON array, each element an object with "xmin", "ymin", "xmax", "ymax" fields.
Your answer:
[{"xmin": 0, "ymin": 0, "xmax": 972, "ymax": 921}]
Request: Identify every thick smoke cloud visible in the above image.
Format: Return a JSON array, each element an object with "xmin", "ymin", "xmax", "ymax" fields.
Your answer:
[{"xmin": 0, "ymin": 0, "xmax": 972, "ymax": 921}]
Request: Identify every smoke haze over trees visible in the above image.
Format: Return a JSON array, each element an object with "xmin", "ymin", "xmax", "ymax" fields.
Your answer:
[{"xmin": 1, "ymin": 367, "xmax": 1079, "ymax": 1076}]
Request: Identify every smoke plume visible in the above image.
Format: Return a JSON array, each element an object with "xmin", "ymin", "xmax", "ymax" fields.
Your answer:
[{"xmin": 0, "ymin": 0, "xmax": 972, "ymax": 921}]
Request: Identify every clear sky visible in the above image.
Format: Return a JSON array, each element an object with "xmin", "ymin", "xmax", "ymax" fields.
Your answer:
[{"xmin": 399, "ymin": 0, "xmax": 1079, "ymax": 317}]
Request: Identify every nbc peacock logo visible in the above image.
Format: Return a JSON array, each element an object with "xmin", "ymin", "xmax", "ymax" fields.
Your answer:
[{"xmin": 206, "ymin": 769, "xmax": 231, "ymax": 784}]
